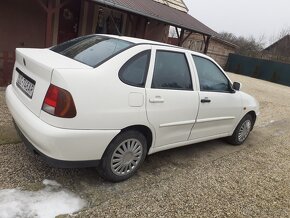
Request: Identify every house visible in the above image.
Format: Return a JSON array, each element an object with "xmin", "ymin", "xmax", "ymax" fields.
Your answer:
[
  {"xmin": 0, "ymin": 0, "xmax": 216, "ymax": 86},
  {"xmin": 169, "ymin": 33, "xmax": 238, "ymax": 68},
  {"xmin": 264, "ymin": 35, "xmax": 290, "ymax": 57}
]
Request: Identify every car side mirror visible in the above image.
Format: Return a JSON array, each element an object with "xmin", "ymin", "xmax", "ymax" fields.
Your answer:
[{"xmin": 233, "ymin": 82, "xmax": 242, "ymax": 91}]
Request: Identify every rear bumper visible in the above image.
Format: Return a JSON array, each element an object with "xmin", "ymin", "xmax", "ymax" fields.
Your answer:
[
  {"xmin": 6, "ymin": 85, "xmax": 120, "ymax": 167},
  {"xmin": 14, "ymin": 122, "xmax": 99, "ymax": 168}
]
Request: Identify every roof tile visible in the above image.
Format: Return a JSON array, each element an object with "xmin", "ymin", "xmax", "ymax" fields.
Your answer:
[{"xmin": 93, "ymin": 0, "xmax": 217, "ymax": 36}]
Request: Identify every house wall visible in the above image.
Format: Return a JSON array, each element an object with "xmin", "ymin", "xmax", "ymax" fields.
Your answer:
[
  {"xmin": 126, "ymin": 14, "xmax": 147, "ymax": 38},
  {"xmin": 0, "ymin": 0, "xmax": 182, "ymax": 86},
  {"xmin": 0, "ymin": 0, "xmax": 46, "ymax": 51},
  {"xmin": 79, "ymin": 5, "xmax": 169, "ymax": 43},
  {"xmin": 0, "ymin": 0, "xmax": 46, "ymax": 86},
  {"xmin": 184, "ymin": 34, "xmax": 236, "ymax": 68},
  {"xmin": 126, "ymin": 16, "xmax": 169, "ymax": 42},
  {"xmin": 207, "ymin": 40, "xmax": 236, "ymax": 68},
  {"xmin": 264, "ymin": 36, "xmax": 290, "ymax": 57},
  {"xmin": 145, "ymin": 19, "xmax": 169, "ymax": 43}
]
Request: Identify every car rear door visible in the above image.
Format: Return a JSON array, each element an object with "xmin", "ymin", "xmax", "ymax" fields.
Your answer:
[
  {"xmin": 145, "ymin": 46, "xmax": 199, "ymax": 148},
  {"xmin": 189, "ymin": 54, "xmax": 242, "ymax": 140}
]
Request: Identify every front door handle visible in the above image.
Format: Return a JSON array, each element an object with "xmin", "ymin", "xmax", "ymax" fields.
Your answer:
[
  {"xmin": 149, "ymin": 96, "xmax": 164, "ymax": 103},
  {"xmin": 201, "ymin": 98, "xmax": 211, "ymax": 103}
]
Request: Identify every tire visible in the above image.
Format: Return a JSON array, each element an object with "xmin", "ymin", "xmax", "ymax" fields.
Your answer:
[
  {"xmin": 227, "ymin": 114, "xmax": 253, "ymax": 146},
  {"xmin": 97, "ymin": 130, "xmax": 147, "ymax": 182}
]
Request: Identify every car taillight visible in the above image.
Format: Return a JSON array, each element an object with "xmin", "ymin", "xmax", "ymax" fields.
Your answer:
[{"xmin": 42, "ymin": 84, "xmax": 76, "ymax": 118}]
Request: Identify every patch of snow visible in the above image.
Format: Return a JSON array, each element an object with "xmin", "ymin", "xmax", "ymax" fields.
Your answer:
[
  {"xmin": 42, "ymin": 179, "xmax": 62, "ymax": 187},
  {"xmin": 257, "ymin": 120, "xmax": 276, "ymax": 127},
  {"xmin": 0, "ymin": 180, "xmax": 87, "ymax": 218}
]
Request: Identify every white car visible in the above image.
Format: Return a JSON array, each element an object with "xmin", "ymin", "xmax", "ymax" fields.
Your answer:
[{"xmin": 6, "ymin": 35, "xmax": 259, "ymax": 182}]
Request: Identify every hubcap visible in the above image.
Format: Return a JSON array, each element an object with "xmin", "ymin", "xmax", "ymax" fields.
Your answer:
[
  {"xmin": 238, "ymin": 120, "xmax": 251, "ymax": 142},
  {"xmin": 111, "ymin": 139, "xmax": 143, "ymax": 176}
]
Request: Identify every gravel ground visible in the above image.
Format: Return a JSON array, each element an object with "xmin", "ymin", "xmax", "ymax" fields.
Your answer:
[
  {"xmin": 0, "ymin": 73, "xmax": 289, "ymax": 217},
  {"xmin": 0, "ymin": 87, "xmax": 20, "ymax": 145}
]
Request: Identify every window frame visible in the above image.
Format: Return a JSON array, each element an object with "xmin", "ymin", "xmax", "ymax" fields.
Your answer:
[
  {"xmin": 151, "ymin": 50, "xmax": 194, "ymax": 91},
  {"xmin": 192, "ymin": 54, "xmax": 235, "ymax": 93},
  {"xmin": 118, "ymin": 50, "xmax": 151, "ymax": 88}
]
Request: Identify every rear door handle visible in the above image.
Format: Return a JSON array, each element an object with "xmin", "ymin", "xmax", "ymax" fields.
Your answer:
[
  {"xmin": 201, "ymin": 98, "xmax": 211, "ymax": 103},
  {"xmin": 149, "ymin": 96, "xmax": 164, "ymax": 103}
]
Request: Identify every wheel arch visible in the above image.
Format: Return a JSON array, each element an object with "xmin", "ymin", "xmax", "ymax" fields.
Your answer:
[
  {"xmin": 120, "ymin": 125, "xmax": 154, "ymax": 153},
  {"xmin": 247, "ymin": 110, "xmax": 257, "ymax": 130}
]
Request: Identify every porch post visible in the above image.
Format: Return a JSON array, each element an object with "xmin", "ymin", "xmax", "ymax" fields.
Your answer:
[
  {"xmin": 203, "ymin": 35, "xmax": 211, "ymax": 54},
  {"xmin": 34, "ymin": 0, "xmax": 71, "ymax": 47},
  {"xmin": 45, "ymin": 0, "xmax": 53, "ymax": 47},
  {"xmin": 178, "ymin": 29, "xmax": 184, "ymax": 46}
]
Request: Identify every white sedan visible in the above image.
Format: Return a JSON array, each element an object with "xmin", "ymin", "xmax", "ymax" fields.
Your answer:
[{"xmin": 6, "ymin": 35, "xmax": 259, "ymax": 182}]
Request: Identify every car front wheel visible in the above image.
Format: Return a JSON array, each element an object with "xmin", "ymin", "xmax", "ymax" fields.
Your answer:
[
  {"xmin": 227, "ymin": 114, "xmax": 253, "ymax": 145},
  {"xmin": 97, "ymin": 130, "xmax": 147, "ymax": 182}
]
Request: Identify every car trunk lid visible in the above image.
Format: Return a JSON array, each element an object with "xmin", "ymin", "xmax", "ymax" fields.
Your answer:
[{"xmin": 11, "ymin": 48, "xmax": 91, "ymax": 117}]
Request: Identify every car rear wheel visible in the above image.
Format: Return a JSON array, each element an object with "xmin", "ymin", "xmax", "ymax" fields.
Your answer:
[
  {"xmin": 97, "ymin": 130, "xmax": 147, "ymax": 182},
  {"xmin": 227, "ymin": 114, "xmax": 253, "ymax": 145}
]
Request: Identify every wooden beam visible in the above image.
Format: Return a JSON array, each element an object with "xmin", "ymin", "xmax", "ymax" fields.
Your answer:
[
  {"xmin": 180, "ymin": 31, "xmax": 192, "ymax": 46},
  {"xmin": 143, "ymin": 20, "xmax": 148, "ymax": 39},
  {"xmin": 34, "ymin": 0, "xmax": 48, "ymax": 12},
  {"xmin": 35, "ymin": 0, "xmax": 72, "ymax": 47},
  {"xmin": 45, "ymin": 0, "xmax": 53, "ymax": 47},
  {"xmin": 178, "ymin": 29, "xmax": 184, "ymax": 46},
  {"xmin": 203, "ymin": 35, "xmax": 211, "ymax": 54},
  {"xmin": 80, "ymin": 1, "xmax": 89, "ymax": 35},
  {"xmin": 109, "ymin": 11, "xmax": 121, "ymax": 35},
  {"xmin": 175, "ymin": 27, "xmax": 180, "ymax": 39},
  {"xmin": 127, "ymin": 14, "xmax": 133, "ymax": 36},
  {"xmin": 134, "ymin": 16, "xmax": 140, "ymax": 37},
  {"xmin": 58, "ymin": 0, "xmax": 70, "ymax": 10},
  {"xmin": 52, "ymin": 0, "xmax": 60, "ymax": 44}
]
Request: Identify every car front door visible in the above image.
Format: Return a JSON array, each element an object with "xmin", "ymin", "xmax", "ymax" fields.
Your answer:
[
  {"xmin": 146, "ymin": 47, "xmax": 199, "ymax": 148},
  {"xmin": 189, "ymin": 55, "xmax": 242, "ymax": 140}
]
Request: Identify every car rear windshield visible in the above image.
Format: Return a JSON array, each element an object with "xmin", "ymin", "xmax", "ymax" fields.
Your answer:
[{"xmin": 50, "ymin": 35, "xmax": 134, "ymax": 67}]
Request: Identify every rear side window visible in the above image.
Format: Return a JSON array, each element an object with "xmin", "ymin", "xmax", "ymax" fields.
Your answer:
[
  {"xmin": 51, "ymin": 35, "xmax": 133, "ymax": 67},
  {"xmin": 119, "ymin": 50, "xmax": 151, "ymax": 87},
  {"xmin": 152, "ymin": 51, "xmax": 192, "ymax": 90}
]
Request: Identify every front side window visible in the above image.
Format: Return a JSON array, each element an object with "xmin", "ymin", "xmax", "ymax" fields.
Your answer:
[
  {"xmin": 192, "ymin": 55, "xmax": 231, "ymax": 92},
  {"xmin": 51, "ymin": 35, "xmax": 133, "ymax": 67},
  {"xmin": 152, "ymin": 51, "xmax": 192, "ymax": 90},
  {"xmin": 119, "ymin": 50, "xmax": 151, "ymax": 87}
]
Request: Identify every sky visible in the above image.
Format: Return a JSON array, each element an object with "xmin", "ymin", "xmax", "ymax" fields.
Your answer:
[{"xmin": 183, "ymin": 0, "xmax": 290, "ymax": 44}]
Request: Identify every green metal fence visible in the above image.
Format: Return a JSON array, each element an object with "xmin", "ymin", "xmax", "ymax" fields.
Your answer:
[{"xmin": 226, "ymin": 53, "xmax": 290, "ymax": 87}]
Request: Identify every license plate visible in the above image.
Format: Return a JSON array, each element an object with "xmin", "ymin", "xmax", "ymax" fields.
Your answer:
[{"xmin": 16, "ymin": 68, "xmax": 36, "ymax": 98}]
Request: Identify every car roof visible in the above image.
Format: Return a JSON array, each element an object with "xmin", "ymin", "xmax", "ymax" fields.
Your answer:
[
  {"xmin": 98, "ymin": 34, "xmax": 169, "ymax": 46},
  {"xmin": 97, "ymin": 34, "xmax": 212, "ymax": 61}
]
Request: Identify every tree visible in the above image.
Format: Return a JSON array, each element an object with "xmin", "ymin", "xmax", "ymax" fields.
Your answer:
[
  {"xmin": 269, "ymin": 26, "xmax": 290, "ymax": 45},
  {"xmin": 219, "ymin": 32, "xmax": 265, "ymax": 56}
]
